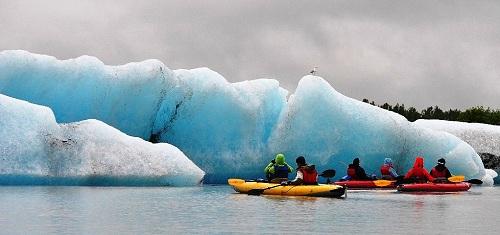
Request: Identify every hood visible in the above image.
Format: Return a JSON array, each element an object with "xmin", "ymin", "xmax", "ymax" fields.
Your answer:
[
  {"xmin": 413, "ymin": 157, "xmax": 424, "ymax": 168},
  {"xmin": 275, "ymin": 154, "xmax": 285, "ymax": 165}
]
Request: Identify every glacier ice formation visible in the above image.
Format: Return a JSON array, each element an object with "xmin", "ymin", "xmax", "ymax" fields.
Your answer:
[
  {"xmin": 0, "ymin": 50, "xmax": 493, "ymax": 184},
  {"xmin": 415, "ymin": 119, "xmax": 500, "ymax": 184},
  {"xmin": 0, "ymin": 93, "xmax": 204, "ymax": 186}
]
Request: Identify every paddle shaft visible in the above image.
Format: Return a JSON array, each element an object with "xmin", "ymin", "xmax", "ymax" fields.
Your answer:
[{"xmin": 248, "ymin": 184, "xmax": 282, "ymax": 195}]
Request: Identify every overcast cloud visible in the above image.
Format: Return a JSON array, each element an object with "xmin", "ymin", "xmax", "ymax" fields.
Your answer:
[{"xmin": 1, "ymin": 0, "xmax": 499, "ymax": 109}]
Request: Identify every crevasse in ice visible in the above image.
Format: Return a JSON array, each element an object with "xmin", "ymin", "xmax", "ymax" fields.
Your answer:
[{"xmin": 0, "ymin": 50, "xmax": 493, "ymax": 184}]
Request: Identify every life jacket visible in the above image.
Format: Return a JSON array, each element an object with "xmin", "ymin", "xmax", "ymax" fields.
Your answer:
[
  {"xmin": 299, "ymin": 166, "xmax": 318, "ymax": 185},
  {"xmin": 430, "ymin": 167, "xmax": 447, "ymax": 178},
  {"xmin": 380, "ymin": 165, "xmax": 391, "ymax": 176},
  {"xmin": 347, "ymin": 166, "xmax": 357, "ymax": 178},
  {"xmin": 273, "ymin": 165, "xmax": 289, "ymax": 179}
]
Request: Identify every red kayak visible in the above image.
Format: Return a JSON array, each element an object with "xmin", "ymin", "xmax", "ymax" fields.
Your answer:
[
  {"xmin": 334, "ymin": 180, "xmax": 396, "ymax": 189},
  {"xmin": 397, "ymin": 182, "xmax": 471, "ymax": 192}
]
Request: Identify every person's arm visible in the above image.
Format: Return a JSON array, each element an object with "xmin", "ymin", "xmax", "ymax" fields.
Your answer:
[
  {"xmin": 293, "ymin": 171, "xmax": 303, "ymax": 181},
  {"xmin": 286, "ymin": 163, "xmax": 294, "ymax": 173},
  {"xmin": 429, "ymin": 168, "xmax": 435, "ymax": 178},
  {"xmin": 264, "ymin": 162, "xmax": 274, "ymax": 174},
  {"xmin": 390, "ymin": 167, "xmax": 399, "ymax": 178},
  {"xmin": 423, "ymin": 169, "xmax": 434, "ymax": 182},
  {"xmin": 358, "ymin": 167, "xmax": 368, "ymax": 179},
  {"xmin": 404, "ymin": 169, "xmax": 413, "ymax": 179},
  {"xmin": 445, "ymin": 168, "xmax": 452, "ymax": 178},
  {"xmin": 285, "ymin": 171, "xmax": 303, "ymax": 185}
]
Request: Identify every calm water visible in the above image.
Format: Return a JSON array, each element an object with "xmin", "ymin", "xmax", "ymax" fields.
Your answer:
[{"xmin": 1, "ymin": 185, "xmax": 499, "ymax": 234}]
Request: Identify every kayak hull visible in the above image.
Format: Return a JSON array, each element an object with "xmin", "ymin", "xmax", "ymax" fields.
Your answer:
[
  {"xmin": 228, "ymin": 179, "xmax": 346, "ymax": 198},
  {"xmin": 397, "ymin": 182, "xmax": 472, "ymax": 192},
  {"xmin": 334, "ymin": 180, "xmax": 396, "ymax": 189}
]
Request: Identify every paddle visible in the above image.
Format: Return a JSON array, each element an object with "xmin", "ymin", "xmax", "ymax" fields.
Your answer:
[
  {"xmin": 373, "ymin": 180, "xmax": 394, "ymax": 187},
  {"xmin": 447, "ymin": 175, "xmax": 483, "ymax": 185},
  {"xmin": 319, "ymin": 169, "xmax": 336, "ymax": 178},
  {"xmin": 447, "ymin": 175, "xmax": 465, "ymax": 182},
  {"xmin": 228, "ymin": 178, "xmax": 245, "ymax": 185},
  {"xmin": 247, "ymin": 184, "xmax": 282, "ymax": 196},
  {"xmin": 465, "ymin": 179, "xmax": 483, "ymax": 185},
  {"xmin": 319, "ymin": 169, "xmax": 336, "ymax": 184}
]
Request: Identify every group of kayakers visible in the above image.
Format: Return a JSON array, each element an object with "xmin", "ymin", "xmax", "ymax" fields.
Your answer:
[
  {"xmin": 264, "ymin": 153, "xmax": 454, "ymax": 185},
  {"xmin": 345, "ymin": 156, "xmax": 454, "ymax": 183},
  {"xmin": 344, "ymin": 156, "xmax": 453, "ymax": 183}
]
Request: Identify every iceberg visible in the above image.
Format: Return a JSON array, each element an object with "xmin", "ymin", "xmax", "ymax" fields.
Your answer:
[
  {"xmin": 0, "ymin": 50, "xmax": 492, "ymax": 184},
  {"xmin": 0, "ymin": 50, "xmax": 176, "ymax": 139},
  {"xmin": 0, "ymin": 94, "xmax": 204, "ymax": 186},
  {"xmin": 268, "ymin": 77, "xmax": 492, "ymax": 185},
  {"xmin": 415, "ymin": 119, "xmax": 500, "ymax": 184}
]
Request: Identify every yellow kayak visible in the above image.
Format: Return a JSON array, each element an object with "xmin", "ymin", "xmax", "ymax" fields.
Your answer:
[{"xmin": 228, "ymin": 179, "xmax": 346, "ymax": 198}]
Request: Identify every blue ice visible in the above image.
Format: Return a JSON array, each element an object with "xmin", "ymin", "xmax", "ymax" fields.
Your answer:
[{"xmin": 0, "ymin": 50, "xmax": 493, "ymax": 184}]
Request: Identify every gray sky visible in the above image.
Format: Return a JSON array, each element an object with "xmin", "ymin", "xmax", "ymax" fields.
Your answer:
[{"xmin": 1, "ymin": 0, "xmax": 499, "ymax": 109}]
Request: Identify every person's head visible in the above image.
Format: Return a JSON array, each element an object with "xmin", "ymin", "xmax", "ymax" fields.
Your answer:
[
  {"xmin": 296, "ymin": 156, "xmax": 306, "ymax": 166},
  {"xmin": 353, "ymin": 158, "xmax": 360, "ymax": 166},
  {"xmin": 437, "ymin": 158, "xmax": 446, "ymax": 166},
  {"xmin": 384, "ymin": 158, "xmax": 393, "ymax": 166},
  {"xmin": 414, "ymin": 156, "xmax": 424, "ymax": 168},
  {"xmin": 275, "ymin": 153, "xmax": 285, "ymax": 165}
]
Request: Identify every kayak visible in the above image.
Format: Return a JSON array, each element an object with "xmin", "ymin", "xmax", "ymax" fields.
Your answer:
[
  {"xmin": 334, "ymin": 180, "xmax": 396, "ymax": 189},
  {"xmin": 397, "ymin": 182, "xmax": 472, "ymax": 192},
  {"xmin": 228, "ymin": 179, "xmax": 346, "ymax": 198}
]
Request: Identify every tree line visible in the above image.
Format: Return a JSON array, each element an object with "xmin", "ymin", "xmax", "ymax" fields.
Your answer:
[{"xmin": 362, "ymin": 99, "xmax": 500, "ymax": 125}]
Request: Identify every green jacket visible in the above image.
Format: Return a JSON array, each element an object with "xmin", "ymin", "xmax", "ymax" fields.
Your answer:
[{"xmin": 264, "ymin": 162, "xmax": 293, "ymax": 174}]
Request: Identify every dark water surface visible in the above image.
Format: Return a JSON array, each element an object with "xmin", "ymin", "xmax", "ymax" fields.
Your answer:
[{"xmin": 0, "ymin": 186, "xmax": 498, "ymax": 234}]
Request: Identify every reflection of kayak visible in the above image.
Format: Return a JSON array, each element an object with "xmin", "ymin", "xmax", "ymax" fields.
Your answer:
[
  {"xmin": 228, "ymin": 179, "xmax": 346, "ymax": 198},
  {"xmin": 334, "ymin": 180, "xmax": 396, "ymax": 189},
  {"xmin": 397, "ymin": 182, "xmax": 472, "ymax": 192}
]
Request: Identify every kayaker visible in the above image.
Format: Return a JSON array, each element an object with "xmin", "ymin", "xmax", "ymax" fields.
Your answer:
[
  {"xmin": 430, "ymin": 158, "xmax": 452, "ymax": 182},
  {"xmin": 380, "ymin": 158, "xmax": 399, "ymax": 180},
  {"xmin": 345, "ymin": 158, "xmax": 371, "ymax": 180},
  {"xmin": 283, "ymin": 156, "xmax": 318, "ymax": 185},
  {"xmin": 404, "ymin": 156, "xmax": 434, "ymax": 183},
  {"xmin": 264, "ymin": 153, "xmax": 293, "ymax": 183}
]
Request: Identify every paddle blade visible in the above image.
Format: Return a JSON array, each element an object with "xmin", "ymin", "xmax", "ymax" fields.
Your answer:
[
  {"xmin": 247, "ymin": 189, "xmax": 265, "ymax": 196},
  {"xmin": 228, "ymin": 179, "xmax": 245, "ymax": 185},
  {"xmin": 467, "ymin": 179, "xmax": 483, "ymax": 185},
  {"xmin": 319, "ymin": 169, "xmax": 336, "ymax": 178},
  {"xmin": 373, "ymin": 180, "xmax": 393, "ymax": 187},
  {"xmin": 448, "ymin": 175, "xmax": 465, "ymax": 183}
]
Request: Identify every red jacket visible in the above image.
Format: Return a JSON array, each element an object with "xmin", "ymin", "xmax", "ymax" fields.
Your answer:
[{"xmin": 404, "ymin": 157, "xmax": 434, "ymax": 182}]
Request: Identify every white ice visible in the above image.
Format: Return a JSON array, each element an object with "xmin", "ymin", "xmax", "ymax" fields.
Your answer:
[
  {"xmin": 415, "ymin": 119, "xmax": 500, "ymax": 184},
  {"xmin": 415, "ymin": 120, "xmax": 500, "ymax": 157},
  {"xmin": 0, "ymin": 94, "xmax": 204, "ymax": 186}
]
